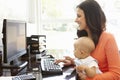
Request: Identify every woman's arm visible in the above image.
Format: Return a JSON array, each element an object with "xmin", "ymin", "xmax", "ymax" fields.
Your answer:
[
  {"xmin": 85, "ymin": 33, "xmax": 120, "ymax": 80},
  {"xmin": 55, "ymin": 56, "xmax": 75, "ymax": 66}
]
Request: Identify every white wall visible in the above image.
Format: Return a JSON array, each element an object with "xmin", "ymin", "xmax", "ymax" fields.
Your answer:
[{"xmin": 0, "ymin": 0, "xmax": 28, "ymax": 20}]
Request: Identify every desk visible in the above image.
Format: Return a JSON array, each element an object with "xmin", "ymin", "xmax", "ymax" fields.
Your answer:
[
  {"xmin": 42, "ymin": 66, "xmax": 76, "ymax": 80},
  {"xmin": 0, "ymin": 64, "xmax": 76, "ymax": 80},
  {"xmin": 0, "ymin": 72, "xmax": 42, "ymax": 80},
  {"xmin": 32, "ymin": 57, "xmax": 76, "ymax": 80}
]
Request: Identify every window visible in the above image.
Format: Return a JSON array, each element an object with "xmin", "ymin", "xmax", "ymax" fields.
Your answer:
[
  {"xmin": 35, "ymin": 0, "xmax": 81, "ymax": 58},
  {"xmin": 35, "ymin": 0, "xmax": 120, "ymax": 57}
]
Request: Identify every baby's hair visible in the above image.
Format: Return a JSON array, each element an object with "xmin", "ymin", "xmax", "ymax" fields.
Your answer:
[{"xmin": 74, "ymin": 37, "xmax": 95, "ymax": 54}]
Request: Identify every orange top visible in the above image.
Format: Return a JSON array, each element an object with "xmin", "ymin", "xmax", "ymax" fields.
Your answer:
[{"xmin": 86, "ymin": 31, "xmax": 120, "ymax": 80}]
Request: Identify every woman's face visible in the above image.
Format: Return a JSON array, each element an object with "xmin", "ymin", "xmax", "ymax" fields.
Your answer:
[{"xmin": 75, "ymin": 8, "xmax": 87, "ymax": 30}]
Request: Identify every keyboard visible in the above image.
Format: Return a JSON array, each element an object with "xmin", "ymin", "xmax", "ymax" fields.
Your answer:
[
  {"xmin": 12, "ymin": 74, "xmax": 36, "ymax": 80},
  {"xmin": 41, "ymin": 58, "xmax": 63, "ymax": 75}
]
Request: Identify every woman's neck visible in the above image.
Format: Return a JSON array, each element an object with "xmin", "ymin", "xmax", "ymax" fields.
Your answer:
[{"xmin": 86, "ymin": 28, "xmax": 92, "ymax": 39}]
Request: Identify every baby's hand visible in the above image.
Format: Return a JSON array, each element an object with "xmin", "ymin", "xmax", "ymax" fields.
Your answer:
[
  {"xmin": 76, "ymin": 65, "xmax": 88, "ymax": 73},
  {"xmin": 77, "ymin": 72, "xmax": 87, "ymax": 80}
]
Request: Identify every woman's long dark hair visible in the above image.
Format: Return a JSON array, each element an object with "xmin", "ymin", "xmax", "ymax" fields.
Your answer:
[
  {"xmin": 77, "ymin": 30, "xmax": 88, "ymax": 37},
  {"xmin": 76, "ymin": 0, "xmax": 106, "ymax": 46}
]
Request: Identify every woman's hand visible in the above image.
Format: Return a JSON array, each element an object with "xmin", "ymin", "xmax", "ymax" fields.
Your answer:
[{"xmin": 54, "ymin": 56, "xmax": 74, "ymax": 66}]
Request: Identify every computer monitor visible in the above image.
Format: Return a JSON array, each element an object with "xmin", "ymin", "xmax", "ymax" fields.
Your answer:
[{"xmin": 2, "ymin": 19, "xmax": 27, "ymax": 63}]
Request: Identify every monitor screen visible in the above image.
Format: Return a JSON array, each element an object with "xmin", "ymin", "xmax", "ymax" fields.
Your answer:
[{"xmin": 2, "ymin": 19, "xmax": 27, "ymax": 63}]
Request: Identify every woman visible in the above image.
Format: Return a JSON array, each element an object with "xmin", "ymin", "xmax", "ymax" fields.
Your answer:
[
  {"xmin": 56, "ymin": 0, "xmax": 120, "ymax": 80},
  {"xmin": 75, "ymin": 0, "xmax": 120, "ymax": 79}
]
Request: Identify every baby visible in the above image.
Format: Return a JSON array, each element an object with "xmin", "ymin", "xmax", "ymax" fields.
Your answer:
[
  {"xmin": 55, "ymin": 37, "xmax": 102, "ymax": 79},
  {"xmin": 74, "ymin": 37, "xmax": 102, "ymax": 78}
]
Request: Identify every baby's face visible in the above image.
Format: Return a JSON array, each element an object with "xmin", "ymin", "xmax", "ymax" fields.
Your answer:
[
  {"xmin": 74, "ymin": 44, "xmax": 89, "ymax": 59},
  {"xmin": 74, "ymin": 45, "xmax": 84, "ymax": 59}
]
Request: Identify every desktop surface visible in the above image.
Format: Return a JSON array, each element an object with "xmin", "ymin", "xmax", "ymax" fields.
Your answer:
[
  {"xmin": 0, "ymin": 59, "xmax": 76, "ymax": 80},
  {"xmin": 42, "ymin": 66, "xmax": 76, "ymax": 80},
  {"xmin": 0, "ymin": 72, "xmax": 42, "ymax": 80},
  {"xmin": 35, "ymin": 55, "xmax": 76, "ymax": 80},
  {"xmin": 30, "ymin": 56, "xmax": 76, "ymax": 80}
]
